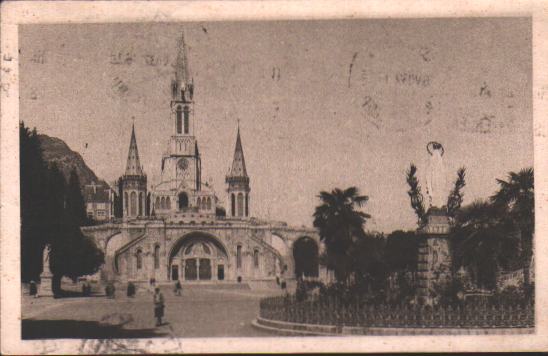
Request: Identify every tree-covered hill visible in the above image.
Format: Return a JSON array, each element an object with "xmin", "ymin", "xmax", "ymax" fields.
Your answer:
[{"xmin": 37, "ymin": 134, "xmax": 108, "ymax": 188}]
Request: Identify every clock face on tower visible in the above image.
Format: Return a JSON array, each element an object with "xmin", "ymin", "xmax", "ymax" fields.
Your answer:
[
  {"xmin": 178, "ymin": 158, "xmax": 189, "ymax": 171},
  {"xmin": 177, "ymin": 158, "xmax": 190, "ymax": 179}
]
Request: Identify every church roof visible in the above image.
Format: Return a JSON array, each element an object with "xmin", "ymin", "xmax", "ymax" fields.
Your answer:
[
  {"xmin": 125, "ymin": 124, "xmax": 144, "ymax": 176},
  {"xmin": 227, "ymin": 126, "xmax": 248, "ymax": 178},
  {"xmin": 84, "ymin": 183, "xmax": 111, "ymax": 203}
]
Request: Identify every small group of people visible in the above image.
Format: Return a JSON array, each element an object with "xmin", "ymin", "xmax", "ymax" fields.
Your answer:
[
  {"xmin": 100, "ymin": 279, "xmax": 186, "ymax": 327},
  {"xmin": 29, "ymin": 280, "xmax": 38, "ymax": 298},
  {"xmin": 82, "ymin": 281, "xmax": 92, "ymax": 296}
]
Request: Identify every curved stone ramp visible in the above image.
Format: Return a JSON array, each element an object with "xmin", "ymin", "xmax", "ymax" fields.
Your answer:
[{"xmin": 252, "ymin": 317, "xmax": 535, "ymax": 336}]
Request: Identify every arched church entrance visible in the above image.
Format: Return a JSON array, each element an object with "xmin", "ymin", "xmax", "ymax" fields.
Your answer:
[
  {"xmin": 178, "ymin": 192, "xmax": 189, "ymax": 210},
  {"xmin": 168, "ymin": 232, "xmax": 228, "ymax": 282},
  {"xmin": 293, "ymin": 236, "xmax": 319, "ymax": 278}
]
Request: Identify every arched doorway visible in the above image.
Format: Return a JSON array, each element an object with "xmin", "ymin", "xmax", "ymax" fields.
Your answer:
[
  {"xmin": 168, "ymin": 232, "xmax": 229, "ymax": 282},
  {"xmin": 178, "ymin": 192, "xmax": 189, "ymax": 210},
  {"xmin": 293, "ymin": 236, "xmax": 319, "ymax": 278}
]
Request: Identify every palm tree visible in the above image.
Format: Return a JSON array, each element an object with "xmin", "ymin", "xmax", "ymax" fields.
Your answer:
[
  {"xmin": 313, "ymin": 187, "xmax": 371, "ymax": 284},
  {"xmin": 451, "ymin": 200, "xmax": 519, "ymax": 290},
  {"xmin": 490, "ymin": 168, "xmax": 534, "ymax": 285}
]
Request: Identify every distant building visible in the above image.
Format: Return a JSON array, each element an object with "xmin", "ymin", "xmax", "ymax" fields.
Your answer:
[{"xmin": 84, "ymin": 182, "xmax": 115, "ymax": 221}]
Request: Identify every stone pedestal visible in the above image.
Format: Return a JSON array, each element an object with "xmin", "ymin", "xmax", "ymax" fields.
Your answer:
[
  {"xmin": 39, "ymin": 271, "xmax": 54, "ymax": 297},
  {"xmin": 417, "ymin": 208, "xmax": 452, "ymax": 305}
]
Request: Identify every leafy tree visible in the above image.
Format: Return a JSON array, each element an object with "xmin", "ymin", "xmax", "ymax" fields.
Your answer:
[
  {"xmin": 384, "ymin": 230, "xmax": 419, "ymax": 273},
  {"xmin": 451, "ymin": 200, "xmax": 519, "ymax": 290},
  {"xmin": 490, "ymin": 168, "xmax": 534, "ymax": 285},
  {"xmin": 20, "ymin": 123, "xmax": 48, "ymax": 282},
  {"xmin": 447, "ymin": 167, "xmax": 466, "ymax": 218},
  {"xmin": 50, "ymin": 222, "xmax": 104, "ymax": 293},
  {"xmin": 66, "ymin": 169, "xmax": 88, "ymax": 226},
  {"xmin": 351, "ymin": 232, "xmax": 386, "ymax": 292},
  {"xmin": 20, "ymin": 122, "xmax": 104, "ymax": 293},
  {"xmin": 406, "ymin": 164, "xmax": 427, "ymax": 228},
  {"xmin": 313, "ymin": 187, "xmax": 371, "ymax": 284}
]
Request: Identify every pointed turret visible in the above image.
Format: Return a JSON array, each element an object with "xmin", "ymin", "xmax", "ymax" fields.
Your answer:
[
  {"xmin": 119, "ymin": 123, "xmax": 147, "ymax": 219},
  {"xmin": 125, "ymin": 124, "xmax": 144, "ymax": 176},
  {"xmin": 228, "ymin": 126, "xmax": 248, "ymax": 178},
  {"xmin": 226, "ymin": 125, "xmax": 250, "ymax": 218}
]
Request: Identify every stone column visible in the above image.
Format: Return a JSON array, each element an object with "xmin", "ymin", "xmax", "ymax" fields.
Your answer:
[{"xmin": 416, "ymin": 207, "xmax": 452, "ymax": 305}]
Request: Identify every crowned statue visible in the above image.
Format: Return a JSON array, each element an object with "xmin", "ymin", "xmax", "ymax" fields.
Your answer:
[{"xmin": 425, "ymin": 141, "xmax": 446, "ymax": 209}]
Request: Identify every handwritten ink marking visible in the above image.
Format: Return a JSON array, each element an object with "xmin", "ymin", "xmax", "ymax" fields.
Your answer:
[
  {"xmin": 31, "ymin": 50, "xmax": 46, "ymax": 64},
  {"xmin": 348, "ymin": 52, "xmax": 358, "ymax": 88},
  {"xmin": 144, "ymin": 54, "xmax": 171, "ymax": 67},
  {"xmin": 536, "ymin": 85, "xmax": 548, "ymax": 100},
  {"xmin": 419, "ymin": 46, "xmax": 432, "ymax": 62},
  {"xmin": 395, "ymin": 72, "xmax": 430, "ymax": 87},
  {"xmin": 425, "ymin": 101, "xmax": 433, "ymax": 115},
  {"xmin": 361, "ymin": 95, "xmax": 381, "ymax": 129},
  {"xmin": 201, "ymin": 26, "xmax": 208, "ymax": 34},
  {"xmin": 1, "ymin": 82, "xmax": 10, "ymax": 97},
  {"xmin": 479, "ymin": 82, "xmax": 491, "ymax": 98},
  {"xmin": 30, "ymin": 89, "xmax": 38, "ymax": 100},
  {"xmin": 143, "ymin": 54, "xmax": 155, "ymax": 66},
  {"xmin": 458, "ymin": 113, "xmax": 508, "ymax": 134},
  {"xmin": 272, "ymin": 67, "xmax": 281, "ymax": 81},
  {"xmin": 2, "ymin": 54, "xmax": 12, "ymax": 61},
  {"xmin": 360, "ymin": 70, "xmax": 368, "ymax": 83},
  {"xmin": 109, "ymin": 51, "xmax": 134, "ymax": 65},
  {"xmin": 476, "ymin": 115, "xmax": 494, "ymax": 134},
  {"xmin": 111, "ymin": 77, "xmax": 129, "ymax": 96},
  {"xmin": 1, "ymin": 67, "xmax": 11, "ymax": 73}
]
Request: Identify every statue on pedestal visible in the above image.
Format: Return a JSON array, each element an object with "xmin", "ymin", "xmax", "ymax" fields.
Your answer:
[
  {"xmin": 417, "ymin": 142, "xmax": 453, "ymax": 305},
  {"xmin": 39, "ymin": 244, "xmax": 54, "ymax": 297}
]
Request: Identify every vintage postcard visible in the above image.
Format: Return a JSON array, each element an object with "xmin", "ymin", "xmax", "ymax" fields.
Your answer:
[{"xmin": 1, "ymin": 0, "xmax": 548, "ymax": 354}]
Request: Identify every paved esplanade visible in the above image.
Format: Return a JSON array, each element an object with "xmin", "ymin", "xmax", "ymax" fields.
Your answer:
[{"xmin": 22, "ymin": 286, "xmax": 279, "ymax": 339}]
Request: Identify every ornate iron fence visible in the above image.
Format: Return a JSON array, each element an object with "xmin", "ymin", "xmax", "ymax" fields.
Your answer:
[{"xmin": 259, "ymin": 295, "xmax": 534, "ymax": 328}]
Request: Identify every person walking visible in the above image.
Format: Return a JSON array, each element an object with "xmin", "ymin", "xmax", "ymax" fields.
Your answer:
[
  {"xmin": 174, "ymin": 280, "xmax": 182, "ymax": 296},
  {"xmin": 153, "ymin": 287, "xmax": 165, "ymax": 326}
]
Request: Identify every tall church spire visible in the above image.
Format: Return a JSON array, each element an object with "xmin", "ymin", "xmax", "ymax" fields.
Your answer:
[
  {"xmin": 228, "ymin": 125, "xmax": 248, "ymax": 178},
  {"xmin": 172, "ymin": 31, "xmax": 193, "ymax": 102},
  {"xmin": 125, "ymin": 123, "xmax": 144, "ymax": 176}
]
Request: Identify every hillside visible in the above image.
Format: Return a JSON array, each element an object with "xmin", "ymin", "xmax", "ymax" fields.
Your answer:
[{"xmin": 37, "ymin": 134, "xmax": 109, "ymax": 188}]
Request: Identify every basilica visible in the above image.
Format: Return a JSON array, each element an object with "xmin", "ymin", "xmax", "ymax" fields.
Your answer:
[{"xmin": 82, "ymin": 33, "xmax": 321, "ymax": 284}]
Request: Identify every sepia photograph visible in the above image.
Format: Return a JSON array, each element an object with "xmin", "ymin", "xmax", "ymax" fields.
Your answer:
[{"xmin": 2, "ymin": 1, "xmax": 548, "ymax": 354}]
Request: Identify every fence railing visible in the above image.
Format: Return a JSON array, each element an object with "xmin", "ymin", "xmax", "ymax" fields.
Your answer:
[{"xmin": 259, "ymin": 295, "xmax": 534, "ymax": 329}]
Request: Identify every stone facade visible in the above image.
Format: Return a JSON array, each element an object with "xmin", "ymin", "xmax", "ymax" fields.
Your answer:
[
  {"xmin": 83, "ymin": 32, "xmax": 321, "ymax": 284},
  {"xmin": 83, "ymin": 220, "xmax": 318, "ymax": 283}
]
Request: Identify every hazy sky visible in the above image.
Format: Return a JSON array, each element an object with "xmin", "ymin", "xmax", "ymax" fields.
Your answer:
[{"xmin": 19, "ymin": 18, "xmax": 532, "ymax": 232}]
